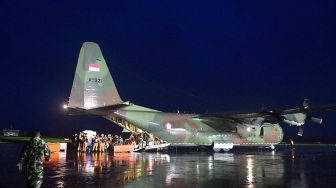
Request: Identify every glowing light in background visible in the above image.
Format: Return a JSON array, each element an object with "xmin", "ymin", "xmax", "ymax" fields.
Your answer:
[
  {"xmin": 246, "ymin": 127, "xmax": 251, "ymax": 132},
  {"xmin": 166, "ymin": 122, "xmax": 172, "ymax": 130}
]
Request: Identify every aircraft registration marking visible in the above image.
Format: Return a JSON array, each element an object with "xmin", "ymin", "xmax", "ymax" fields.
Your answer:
[{"xmin": 89, "ymin": 78, "xmax": 103, "ymax": 83}]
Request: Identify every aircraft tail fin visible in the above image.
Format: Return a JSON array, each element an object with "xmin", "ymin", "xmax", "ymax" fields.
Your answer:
[{"xmin": 68, "ymin": 42, "xmax": 123, "ymax": 109}]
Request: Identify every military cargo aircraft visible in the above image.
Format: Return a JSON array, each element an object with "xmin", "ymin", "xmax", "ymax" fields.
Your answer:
[{"xmin": 65, "ymin": 42, "xmax": 336, "ymax": 151}]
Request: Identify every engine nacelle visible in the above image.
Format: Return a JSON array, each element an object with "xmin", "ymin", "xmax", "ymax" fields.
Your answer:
[{"xmin": 282, "ymin": 113, "xmax": 306, "ymax": 126}]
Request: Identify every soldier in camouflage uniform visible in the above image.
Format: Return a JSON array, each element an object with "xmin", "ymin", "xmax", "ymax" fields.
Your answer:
[{"xmin": 17, "ymin": 131, "xmax": 50, "ymax": 188}]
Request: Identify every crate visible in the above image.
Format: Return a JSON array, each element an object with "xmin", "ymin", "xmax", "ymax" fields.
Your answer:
[{"xmin": 113, "ymin": 145, "xmax": 134, "ymax": 153}]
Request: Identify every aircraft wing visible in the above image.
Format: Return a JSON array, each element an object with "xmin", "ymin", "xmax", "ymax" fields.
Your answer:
[
  {"xmin": 194, "ymin": 101, "xmax": 336, "ymax": 136},
  {"xmin": 198, "ymin": 104, "xmax": 336, "ymax": 119},
  {"xmin": 197, "ymin": 103, "xmax": 336, "ymax": 119}
]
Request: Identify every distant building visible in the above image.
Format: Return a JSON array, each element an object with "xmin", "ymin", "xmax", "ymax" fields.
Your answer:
[{"xmin": 2, "ymin": 129, "xmax": 19, "ymax": 136}]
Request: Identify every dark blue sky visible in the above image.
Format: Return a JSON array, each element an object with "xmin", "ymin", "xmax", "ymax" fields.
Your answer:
[{"xmin": 1, "ymin": 1, "xmax": 336, "ymax": 139}]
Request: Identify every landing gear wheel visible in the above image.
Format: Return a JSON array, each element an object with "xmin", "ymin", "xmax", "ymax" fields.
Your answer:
[
  {"xmin": 213, "ymin": 143, "xmax": 234, "ymax": 152},
  {"xmin": 213, "ymin": 148, "xmax": 221, "ymax": 152}
]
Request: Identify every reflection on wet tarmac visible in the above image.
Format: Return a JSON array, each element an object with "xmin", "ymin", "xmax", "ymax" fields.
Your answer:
[
  {"xmin": 2, "ymin": 143, "xmax": 336, "ymax": 187},
  {"xmin": 43, "ymin": 151, "xmax": 172, "ymax": 187},
  {"xmin": 126, "ymin": 152, "xmax": 287, "ymax": 188}
]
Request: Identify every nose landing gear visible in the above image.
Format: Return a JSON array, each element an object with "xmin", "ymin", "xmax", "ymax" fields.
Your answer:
[{"xmin": 267, "ymin": 144, "xmax": 275, "ymax": 151}]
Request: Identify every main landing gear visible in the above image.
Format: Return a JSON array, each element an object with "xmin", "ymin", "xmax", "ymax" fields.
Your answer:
[{"xmin": 213, "ymin": 143, "xmax": 234, "ymax": 152}]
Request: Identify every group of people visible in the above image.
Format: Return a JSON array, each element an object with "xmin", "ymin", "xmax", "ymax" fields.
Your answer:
[
  {"xmin": 72, "ymin": 131, "xmax": 135, "ymax": 152},
  {"xmin": 72, "ymin": 130, "xmax": 163, "ymax": 152}
]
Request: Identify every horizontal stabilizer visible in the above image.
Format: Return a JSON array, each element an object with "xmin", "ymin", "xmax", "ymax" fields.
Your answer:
[{"xmin": 68, "ymin": 102, "xmax": 131, "ymax": 116}]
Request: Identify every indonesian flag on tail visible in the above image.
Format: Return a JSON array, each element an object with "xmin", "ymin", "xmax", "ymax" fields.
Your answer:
[{"xmin": 89, "ymin": 63, "xmax": 100, "ymax": 72}]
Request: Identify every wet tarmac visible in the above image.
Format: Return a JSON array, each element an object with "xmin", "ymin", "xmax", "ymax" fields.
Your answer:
[{"xmin": 1, "ymin": 143, "xmax": 336, "ymax": 187}]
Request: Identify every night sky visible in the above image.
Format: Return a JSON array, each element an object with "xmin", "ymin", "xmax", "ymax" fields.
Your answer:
[{"xmin": 1, "ymin": 1, "xmax": 336, "ymax": 139}]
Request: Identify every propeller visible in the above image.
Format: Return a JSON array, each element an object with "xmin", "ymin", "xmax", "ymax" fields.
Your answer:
[
  {"xmin": 296, "ymin": 117, "xmax": 323, "ymax": 137},
  {"xmin": 307, "ymin": 117, "xmax": 323, "ymax": 124},
  {"xmin": 298, "ymin": 126, "xmax": 304, "ymax": 137},
  {"xmin": 303, "ymin": 99, "xmax": 310, "ymax": 109},
  {"xmin": 297, "ymin": 99, "xmax": 323, "ymax": 136}
]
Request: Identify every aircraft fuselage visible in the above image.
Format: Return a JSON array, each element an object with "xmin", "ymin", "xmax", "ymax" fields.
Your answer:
[{"xmin": 101, "ymin": 104, "xmax": 283, "ymax": 148}]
